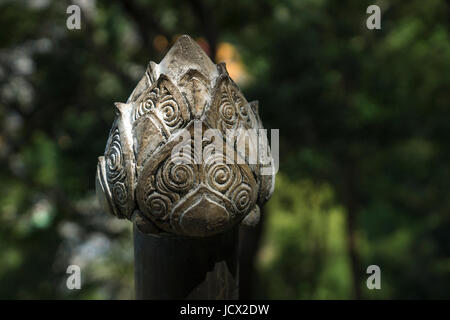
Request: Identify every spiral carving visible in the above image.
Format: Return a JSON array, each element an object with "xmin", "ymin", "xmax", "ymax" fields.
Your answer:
[
  {"xmin": 218, "ymin": 90, "xmax": 237, "ymax": 132},
  {"xmin": 139, "ymin": 151, "xmax": 197, "ymax": 223},
  {"xmin": 132, "ymin": 78, "xmax": 185, "ymax": 133},
  {"xmin": 157, "ymin": 93, "xmax": 182, "ymax": 129},
  {"xmin": 145, "ymin": 192, "xmax": 171, "ymax": 219},
  {"xmin": 106, "ymin": 128, "xmax": 125, "ymax": 182},
  {"xmin": 112, "ymin": 182, "xmax": 127, "ymax": 206},
  {"xmin": 219, "ymin": 99, "xmax": 237, "ymax": 124},
  {"xmin": 160, "ymin": 155, "xmax": 196, "ymax": 193},
  {"xmin": 204, "ymin": 154, "xmax": 236, "ymax": 194},
  {"xmin": 237, "ymin": 103, "xmax": 252, "ymax": 126},
  {"xmin": 134, "ymin": 88, "xmax": 159, "ymax": 122},
  {"xmin": 232, "ymin": 183, "xmax": 252, "ymax": 214},
  {"xmin": 230, "ymin": 86, "xmax": 252, "ymax": 127},
  {"xmin": 104, "ymin": 127, "xmax": 130, "ymax": 215},
  {"xmin": 211, "ymin": 78, "xmax": 256, "ymax": 135}
]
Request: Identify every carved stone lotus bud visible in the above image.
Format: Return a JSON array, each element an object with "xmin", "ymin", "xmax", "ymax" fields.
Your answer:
[{"xmin": 96, "ymin": 35, "xmax": 275, "ymax": 237}]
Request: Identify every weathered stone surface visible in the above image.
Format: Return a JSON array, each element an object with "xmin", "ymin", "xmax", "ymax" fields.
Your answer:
[{"xmin": 96, "ymin": 35, "xmax": 275, "ymax": 237}]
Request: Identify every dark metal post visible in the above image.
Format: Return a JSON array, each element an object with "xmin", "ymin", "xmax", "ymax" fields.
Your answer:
[{"xmin": 134, "ymin": 222, "xmax": 239, "ymax": 299}]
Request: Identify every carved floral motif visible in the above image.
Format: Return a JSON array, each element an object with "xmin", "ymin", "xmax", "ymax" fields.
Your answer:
[{"xmin": 96, "ymin": 35, "xmax": 274, "ymax": 237}]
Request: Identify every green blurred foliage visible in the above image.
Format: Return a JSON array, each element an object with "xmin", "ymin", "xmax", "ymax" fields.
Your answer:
[
  {"xmin": 259, "ymin": 174, "xmax": 352, "ymax": 299},
  {"xmin": 0, "ymin": 0, "xmax": 449, "ymax": 299}
]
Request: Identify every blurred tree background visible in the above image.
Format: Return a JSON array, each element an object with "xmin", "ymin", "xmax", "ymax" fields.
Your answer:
[{"xmin": 0, "ymin": 0, "xmax": 449, "ymax": 299}]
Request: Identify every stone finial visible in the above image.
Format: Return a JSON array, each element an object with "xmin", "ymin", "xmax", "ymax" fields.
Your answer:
[{"xmin": 96, "ymin": 35, "xmax": 275, "ymax": 237}]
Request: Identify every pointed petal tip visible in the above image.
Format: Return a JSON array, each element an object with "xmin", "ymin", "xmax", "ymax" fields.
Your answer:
[
  {"xmin": 250, "ymin": 100, "xmax": 259, "ymax": 113},
  {"xmin": 176, "ymin": 34, "xmax": 196, "ymax": 43},
  {"xmin": 158, "ymin": 34, "xmax": 217, "ymax": 83},
  {"xmin": 114, "ymin": 101, "xmax": 123, "ymax": 108},
  {"xmin": 166, "ymin": 34, "xmax": 209, "ymax": 60},
  {"xmin": 114, "ymin": 102, "xmax": 130, "ymax": 113},
  {"xmin": 173, "ymin": 34, "xmax": 201, "ymax": 50}
]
